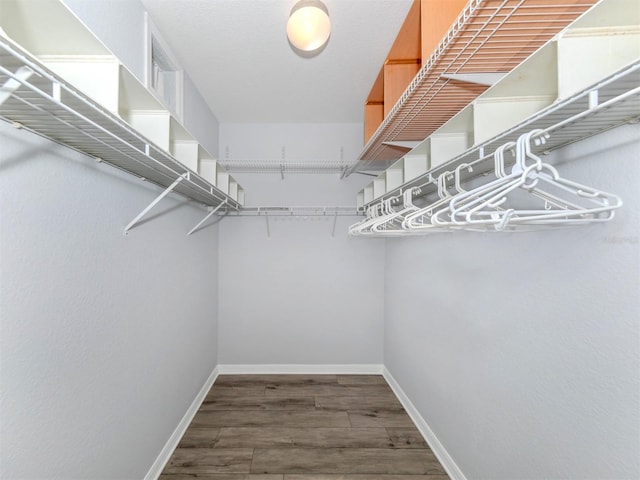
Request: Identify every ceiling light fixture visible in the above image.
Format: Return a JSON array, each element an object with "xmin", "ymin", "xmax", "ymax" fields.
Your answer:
[{"xmin": 286, "ymin": 0, "xmax": 331, "ymax": 56}]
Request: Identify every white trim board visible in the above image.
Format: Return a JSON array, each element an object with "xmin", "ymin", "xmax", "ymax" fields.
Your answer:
[
  {"xmin": 217, "ymin": 364, "xmax": 383, "ymax": 375},
  {"xmin": 144, "ymin": 366, "xmax": 219, "ymax": 480},
  {"xmin": 382, "ymin": 366, "xmax": 468, "ymax": 480}
]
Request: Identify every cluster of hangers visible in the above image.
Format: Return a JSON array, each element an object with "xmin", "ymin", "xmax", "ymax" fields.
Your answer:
[{"xmin": 349, "ymin": 129, "xmax": 623, "ymax": 236}]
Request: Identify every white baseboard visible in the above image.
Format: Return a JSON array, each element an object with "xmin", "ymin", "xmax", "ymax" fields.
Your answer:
[
  {"xmin": 382, "ymin": 366, "xmax": 467, "ymax": 480},
  {"xmin": 217, "ymin": 364, "xmax": 383, "ymax": 375},
  {"xmin": 144, "ymin": 366, "xmax": 219, "ymax": 480}
]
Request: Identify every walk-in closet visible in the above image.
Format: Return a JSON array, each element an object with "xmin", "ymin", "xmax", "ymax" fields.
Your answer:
[{"xmin": 1, "ymin": 0, "xmax": 638, "ymax": 479}]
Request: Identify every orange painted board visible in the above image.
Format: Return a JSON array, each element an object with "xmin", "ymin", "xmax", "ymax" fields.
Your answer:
[
  {"xmin": 421, "ymin": 0, "xmax": 467, "ymax": 65},
  {"xmin": 383, "ymin": 62, "xmax": 420, "ymax": 117},
  {"xmin": 366, "ymin": 67, "xmax": 385, "ymax": 104},
  {"xmin": 365, "ymin": 103, "xmax": 384, "ymax": 144},
  {"xmin": 388, "ymin": 0, "xmax": 422, "ymax": 61}
]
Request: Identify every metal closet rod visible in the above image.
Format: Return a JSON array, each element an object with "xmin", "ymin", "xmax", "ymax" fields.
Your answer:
[
  {"xmin": 349, "ymin": 127, "xmax": 623, "ymax": 236},
  {"xmin": 226, "ymin": 206, "xmax": 363, "ymax": 216}
]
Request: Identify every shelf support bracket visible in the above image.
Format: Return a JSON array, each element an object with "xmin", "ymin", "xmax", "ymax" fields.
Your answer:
[
  {"xmin": 187, "ymin": 200, "xmax": 227, "ymax": 236},
  {"xmin": 265, "ymin": 211, "xmax": 271, "ymax": 238},
  {"xmin": 381, "ymin": 141, "xmax": 421, "ymax": 149},
  {"xmin": 280, "ymin": 146, "xmax": 285, "ymax": 180},
  {"xmin": 440, "ymin": 72, "xmax": 506, "ymax": 86},
  {"xmin": 331, "ymin": 209, "xmax": 339, "ymax": 237},
  {"xmin": 124, "ymin": 173, "xmax": 187, "ymax": 235},
  {"xmin": 0, "ymin": 66, "xmax": 34, "ymax": 106}
]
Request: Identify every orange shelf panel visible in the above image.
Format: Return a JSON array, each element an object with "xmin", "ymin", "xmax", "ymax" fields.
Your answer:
[
  {"xmin": 364, "ymin": 103, "xmax": 384, "ymax": 144},
  {"xmin": 421, "ymin": 0, "xmax": 468, "ymax": 65},
  {"xmin": 383, "ymin": 62, "xmax": 421, "ymax": 117}
]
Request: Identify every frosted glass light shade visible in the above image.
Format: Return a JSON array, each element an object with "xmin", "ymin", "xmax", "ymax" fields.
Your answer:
[{"xmin": 287, "ymin": 0, "xmax": 331, "ymax": 52}]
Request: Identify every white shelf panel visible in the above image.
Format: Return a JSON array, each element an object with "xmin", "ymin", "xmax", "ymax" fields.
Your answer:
[
  {"xmin": 373, "ymin": 177, "xmax": 386, "ymax": 199},
  {"xmin": 363, "ymin": 185, "xmax": 374, "ymax": 204},
  {"xmin": 0, "ymin": 37, "xmax": 239, "ymax": 209},
  {"xmin": 216, "ymin": 171, "xmax": 230, "ymax": 195},
  {"xmin": 237, "ymin": 186, "xmax": 245, "ymax": 206},
  {"xmin": 558, "ymin": 25, "xmax": 640, "ymax": 99},
  {"xmin": 0, "ymin": 0, "xmax": 110, "ymax": 56},
  {"xmin": 385, "ymin": 162, "xmax": 404, "ymax": 192},
  {"xmin": 198, "ymin": 149, "xmax": 218, "ymax": 186},
  {"xmin": 403, "ymin": 150, "xmax": 430, "ymax": 182},
  {"xmin": 41, "ymin": 54, "xmax": 120, "ymax": 114}
]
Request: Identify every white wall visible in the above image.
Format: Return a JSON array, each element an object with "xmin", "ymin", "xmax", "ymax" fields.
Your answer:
[
  {"xmin": 183, "ymin": 74, "xmax": 220, "ymax": 157},
  {"xmin": 62, "ymin": 0, "xmax": 147, "ymax": 81},
  {"xmin": 219, "ymin": 123, "xmax": 363, "ymax": 168},
  {"xmin": 218, "ymin": 173, "xmax": 385, "ymax": 366},
  {"xmin": 0, "ymin": 123, "xmax": 220, "ymax": 479},
  {"xmin": 383, "ymin": 124, "xmax": 640, "ymax": 479}
]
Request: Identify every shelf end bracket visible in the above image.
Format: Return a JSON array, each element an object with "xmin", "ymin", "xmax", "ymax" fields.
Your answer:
[
  {"xmin": 0, "ymin": 66, "xmax": 34, "ymax": 106},
  {"xmin": 187, "ymin": 200, "xmax": 227, "ymax": 236},
  {"xmin": 124, "ymin": 173, "xmax": 187, "ymax": 235},
  {"xmin": 441, "ymin": 72, "xmax": 506, "ymax": 87}
]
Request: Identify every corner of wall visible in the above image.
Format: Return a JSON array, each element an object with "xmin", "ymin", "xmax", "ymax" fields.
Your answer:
[
  {"xmin": 143, "ymin": 366, "xmax": 219, "ymax": 480},
  {"xmin": 382, "ymin": 366, "xmax": 468, "ymax": 480}
]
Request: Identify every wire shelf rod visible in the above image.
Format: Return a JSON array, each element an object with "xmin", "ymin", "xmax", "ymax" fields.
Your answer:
[
  {"xmin": 0, "ymin": 38, "xmax": 238, "ymax": 209},
  {"xmin": 361, "ymin": 62, "xmax": 640, "ymax": 207}
]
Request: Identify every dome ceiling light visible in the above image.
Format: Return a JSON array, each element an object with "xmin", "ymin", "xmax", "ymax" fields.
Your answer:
[{"xmin": 286, "ymin": 0, "xmax": 331, "ymax": 57}]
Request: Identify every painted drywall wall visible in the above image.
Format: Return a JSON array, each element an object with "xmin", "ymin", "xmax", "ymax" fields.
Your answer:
[
  {"xmin": 183, "ymin": 74, "xmax": 219, "ymax": 157},
  {"xmin": 0, "ymin": 123, "xmax": 220, "ymax": 479},
  {"xmin": 218, "ymin": 173, "xmax": 385, "ymax": 365},
  {"xmin": 62, "ymin": 0, "xmax": 147, "ymax": 81},
  {"xmin": 219, "ymin": 123, "xmax": 363, "ymax": 169},
  {"xmin": 383, "ymin": 124, "xmax": 640, "ymax": 479}
]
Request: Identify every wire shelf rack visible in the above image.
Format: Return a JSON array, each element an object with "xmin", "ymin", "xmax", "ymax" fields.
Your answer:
[
  {"xmin": 0, "ymin": 37, "xmax": 239, "ymax": 210},
  {"xmin": 361, "ymin": 60, "xmax": 640, "ymax": 207},
  {"xmin": 355, "ymin": 0, "xmax": 600, "ymax": 167}
]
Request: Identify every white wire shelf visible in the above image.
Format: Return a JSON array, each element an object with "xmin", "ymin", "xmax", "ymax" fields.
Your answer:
[
  {"xmin": 354, "ymin": 0, "xmax": 600, "ymax": 168},
  {"xmin": 0, "ymin": 37, "xmax": 239, "ymax": 210},
  {"xmin": 361, "ymin": 60, "xmax": 640, "ymax": 207}
]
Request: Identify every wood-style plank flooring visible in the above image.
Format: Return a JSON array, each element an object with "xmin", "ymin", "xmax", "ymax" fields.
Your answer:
[{"xmin": 160, "ymin": 374, "xmax": 449, "ymax": 479}]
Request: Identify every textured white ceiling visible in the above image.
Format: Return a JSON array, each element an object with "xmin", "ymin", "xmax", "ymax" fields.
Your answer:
[{"xmin": 141, "ymin": 0, "xmax": 413, "ymax": 123}]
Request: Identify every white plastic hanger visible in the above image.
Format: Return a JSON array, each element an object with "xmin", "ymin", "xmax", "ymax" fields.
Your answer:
[
  {"xmin": 450, "ymin": 130, "xmax": 622, "ymax": 230},
  {"xmin": 401, "ymin": 170, "xmax": 456, "ymax": 232}
]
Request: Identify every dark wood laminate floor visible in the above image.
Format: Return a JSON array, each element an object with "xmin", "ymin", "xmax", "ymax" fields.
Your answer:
[{"xmin": 160, "ymin": 374, "xmax": 449, "ymax": 480}]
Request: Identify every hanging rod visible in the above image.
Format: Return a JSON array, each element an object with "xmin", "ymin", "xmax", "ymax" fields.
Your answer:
[
  {"xmin": 226, "ymin": 206, "xmax": 363, "ymax": 217},
  {"xmin": 218, "ymin": 160, "xmax": 350, "ymax": 174},
  {"xmin": 350, "ymin": 128, "xmax": 623, "ymax": 236}
]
